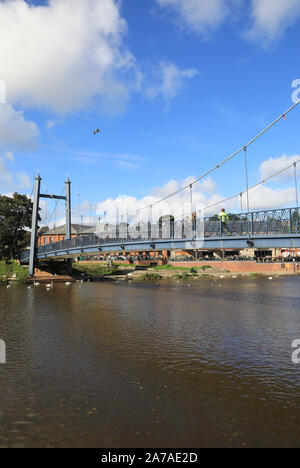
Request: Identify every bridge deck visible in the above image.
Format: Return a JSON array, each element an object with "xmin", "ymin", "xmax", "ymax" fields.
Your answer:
[{"xmin": 20, "ymin": 207, "xmax": 300, "ymax": 264}]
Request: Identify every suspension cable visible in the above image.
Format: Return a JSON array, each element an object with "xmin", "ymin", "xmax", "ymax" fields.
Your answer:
[
  {"xmin": 45, "ymin": 186, "xmax": 66, "ymax": 229},
  {"xmin": 194, "ymin": 158, "xmax": 300, "ymax": 218},
  {"xmin": 101, "ymin": 101, "xmax": 300, "ymax": 222}
]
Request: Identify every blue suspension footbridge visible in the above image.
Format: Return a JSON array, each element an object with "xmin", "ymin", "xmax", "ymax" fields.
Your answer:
[{"xmin": 20, "ymin": 101, "xmax": 300, "ymax": 275}]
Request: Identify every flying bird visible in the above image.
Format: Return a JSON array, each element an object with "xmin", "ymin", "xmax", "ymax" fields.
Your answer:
[{"xmin": 93, "ymin": 129, "xmax": 102, "ymax": 135}]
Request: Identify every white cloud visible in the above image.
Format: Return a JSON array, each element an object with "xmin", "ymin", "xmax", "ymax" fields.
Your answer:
[
  {"xmin": 259, "ymin": 154, "xmax": 300, "ymax": 182},
  {"xmin": 96, "ymin": 176, "xmax": 230, "ymax": 223},
  {"xmin": 245, "ymin": 185, "xmax": 296, "ymax": 211},
  {"xmin": 0, "ymin": 104, "xmax": 39, "ymax": 150},
  {"xmin": 95, "ymin": 165, "xmax": 299, "ymax": 226},
  {"xmin": 0, "ymin": 157, "xmax": 31, "ymax": 193},
  {"xmin": 5, "ymin": 151, "xmax": 14, "ymax": 162},
  {"xmin": 114, "ymin": 154, "xmax": 144, "ymax": 171},
  {"xmin": 146, "ymin": 62, "xmax": 199, "ymax": 104},
  {"xmin": 46, "ymin": 120, "xmax": 56, "ymax": 130},
  {"xmin": 156, "ymin": 0, "xmax": 300, "ymax": 47},
  {"xmin": 245, "ymin": 0, "xmax": 300, "ymax": 46},
  {"xmin": 0, "ymin": 0, "xmax": 139, "ymax": 114},
  {"xmin": 156, "ymin": 0, "xmax": 229, "ymax": 36}
]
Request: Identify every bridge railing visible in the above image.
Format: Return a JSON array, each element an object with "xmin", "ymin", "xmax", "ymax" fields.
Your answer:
[{"xmin": 19, "ymin": 207, "xmax": 300, "ymax": 263}]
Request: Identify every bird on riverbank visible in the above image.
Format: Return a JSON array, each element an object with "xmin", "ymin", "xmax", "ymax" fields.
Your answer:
[{"xmin": 65, "ymin": 282, "xmax": 72, "ymax": 286}]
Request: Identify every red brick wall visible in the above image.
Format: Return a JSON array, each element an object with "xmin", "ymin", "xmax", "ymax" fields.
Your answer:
[{"xmin": 38, "ymin": 234, "xmax": 78, "ymax": 247}]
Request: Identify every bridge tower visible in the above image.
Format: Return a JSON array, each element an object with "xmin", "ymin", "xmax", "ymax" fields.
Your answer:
[{"xmin": 29, "ymin": 174, "xmax": 72, "ymax": 276}]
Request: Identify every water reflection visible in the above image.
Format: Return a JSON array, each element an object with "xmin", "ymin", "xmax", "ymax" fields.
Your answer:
[{"xmin": 0, "ymin": 277, "xmax": 300, "ymax": 447}]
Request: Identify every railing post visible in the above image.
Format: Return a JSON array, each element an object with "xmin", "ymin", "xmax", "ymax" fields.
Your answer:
[
  {"xmin": 220, "ymin": 218, "xmax": 223, "ymax": 237},
  {"xmin": 289, "ymin": 209, "xmax": 292, "ymax": 234},
  {"xmin": 192, "ymin": 215, "xmax": 196, "ymax": 239},
  {"xmin": 251, "ymin": 213, "xmax": 254, "ymax": 236},
  {"xmin": 29, "ymin": 173, "xmax": 41, "ymax": 276}
]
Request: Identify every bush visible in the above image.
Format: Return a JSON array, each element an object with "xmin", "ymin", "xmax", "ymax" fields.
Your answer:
[
  {"xmin": 0, "ymin": 261, "xmax": 29, "ymax": 284},
  {"xmin": 141, "ymin": 273, "xmax": 161, "ymax": 280}
]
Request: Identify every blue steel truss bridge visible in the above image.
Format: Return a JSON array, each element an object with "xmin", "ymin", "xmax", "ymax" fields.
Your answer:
[{"xmin": 20, "ymin": 207, "xmax": 300, "ymax": 266}]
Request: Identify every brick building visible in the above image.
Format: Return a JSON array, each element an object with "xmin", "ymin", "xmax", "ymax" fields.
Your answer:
[{"xmin": 38, "ymin": 224, "xmax": 96, "ymax": 247}]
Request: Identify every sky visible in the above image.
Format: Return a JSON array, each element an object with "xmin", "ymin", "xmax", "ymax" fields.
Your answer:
[{"xmin": 0, "ymin": 0, "xmax": 300, "ymax": 226}]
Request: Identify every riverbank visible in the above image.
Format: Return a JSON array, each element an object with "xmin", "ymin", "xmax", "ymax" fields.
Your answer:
[
  {"xmin": 0, "ymin": 261, "xmax": 29, "ymax": 284},
  {"xmin": 68, "ymin": 261, "xmax": 300, "ymax": 282},
  {"xmin": 4, "ymin": 260, "xmax": 299, "ymax": 285}
]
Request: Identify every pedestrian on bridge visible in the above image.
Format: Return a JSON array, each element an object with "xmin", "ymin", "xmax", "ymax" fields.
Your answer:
[{"xmin": 218, "ymin": 208, "xmax": 230, "ymax": 234}]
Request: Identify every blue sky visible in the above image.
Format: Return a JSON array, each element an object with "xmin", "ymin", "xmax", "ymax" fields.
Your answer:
[{"xmin": 0, "ymin": 0, "xmax": 300, "ymax": 225}]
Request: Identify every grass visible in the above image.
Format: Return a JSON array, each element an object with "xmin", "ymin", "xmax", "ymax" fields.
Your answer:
[
  {"xmin": 173, "ymin": 272, "xmax": 189, "ymax": 279},
  {"xmin": 0, "ymin": 261, "xmax": 29, "ymax": 284},
  {"xmin": 72, "ymin": 263, "xmax": 119, "ymax": 278},
  {"xmin": 140, "ymin": 273, "xmax": 161, "ymax": 281},
  {"xmin": 72, "ymin": 262, "xmax": 212, "ymax": 281}
]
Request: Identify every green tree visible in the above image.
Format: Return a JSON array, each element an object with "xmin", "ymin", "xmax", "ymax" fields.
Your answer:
[{"xmin": 0, "ymin": 193, "xmax": 36, "ymax": 259}]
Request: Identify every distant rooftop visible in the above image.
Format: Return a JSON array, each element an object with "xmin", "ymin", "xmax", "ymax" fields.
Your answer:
[{"xmin": 39, "ymin": 224, "xmax": 96, "ymax": 236}]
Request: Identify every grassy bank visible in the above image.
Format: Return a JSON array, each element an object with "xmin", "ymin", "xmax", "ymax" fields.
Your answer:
[
  {"xmin": 73, "ymin": 262, "xmax": 214, "ymax": 281},
  {"xmin": 0, "ymin": 261, "xmax": 29, "ymax": 284},
  {"xmin": 72, "ymin": 263, "xmax": 120, "ymax": 278}
]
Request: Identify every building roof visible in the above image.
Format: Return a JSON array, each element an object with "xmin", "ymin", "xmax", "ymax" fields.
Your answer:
[{"xmin": 39, "ymin": 224, "xmax": 96, "ymax": 236}]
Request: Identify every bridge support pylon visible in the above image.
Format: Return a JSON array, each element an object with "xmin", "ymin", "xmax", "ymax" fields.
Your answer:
[
  {"xmin": 29, "ymin": 173, "xmax": 41, "ymax": 276},
  {"xmin": 65, "ymin": 178, "xmax": 72, "ymax": 275},
  {"xmin": 28, "ymin": 174, "xmax": 72, "ymax": 276}
]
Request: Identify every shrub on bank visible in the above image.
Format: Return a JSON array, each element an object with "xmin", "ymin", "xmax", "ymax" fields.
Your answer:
[
  {"xmin": 0, "ymin": 261, "xmax": 29, "ymax": 284},
  {"xmin": 73, "ymin": 263, "xmax": 119, "ymax": 277},
  {"xmin": 140, "ymin": 273, "xmax": 161, "ymax": 281}
]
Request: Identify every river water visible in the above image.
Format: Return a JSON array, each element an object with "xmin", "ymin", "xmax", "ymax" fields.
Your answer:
[{"xmin": 0, "ymin": 277, "xmax": 300, "ymax": 448}]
